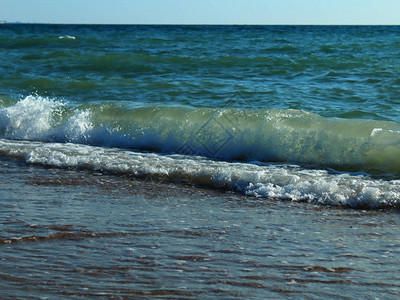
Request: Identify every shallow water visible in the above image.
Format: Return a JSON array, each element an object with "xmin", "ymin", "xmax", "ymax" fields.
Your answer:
[{"xmin": 1, "ymin": 159, "xmax": 400, "ymax": 299}]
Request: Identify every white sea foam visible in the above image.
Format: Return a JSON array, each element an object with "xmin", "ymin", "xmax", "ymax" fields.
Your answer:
[
  {"xmin": 0, "ymin": 96, "xmax": 96, "ymax": 144},
  {"xmin": 0, "ymin": 95, "xmax": 64, "ymax": 140},
  {"xmin": 58, "ymin": 35, "xmax": 76, "ymax": 40},
  {"xmin": 370, "ymin": 128, "xmax": 383, "ymax": 136},
  {"xmin": 0, "ymin": 139, "xmax": 399, "ymax": 208},
  {"xmin": 63, "ymin": 110, "xmax": 93, "ymax": 143}
]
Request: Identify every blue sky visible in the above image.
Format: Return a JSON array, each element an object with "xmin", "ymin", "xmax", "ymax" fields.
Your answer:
[{"xmin": 1, "ymin": 0, "xmax": 400, "ymax": 25}]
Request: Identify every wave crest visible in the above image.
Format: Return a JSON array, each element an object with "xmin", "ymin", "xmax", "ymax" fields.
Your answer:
[{"xmin": 2, "ymin": 95, "xmax": 400, "ymax": 177}]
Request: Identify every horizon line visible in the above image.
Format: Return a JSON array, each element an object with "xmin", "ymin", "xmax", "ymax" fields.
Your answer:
[{"xmin": 2, "ymin": 22, "xmax": 400, "ymax": 26}]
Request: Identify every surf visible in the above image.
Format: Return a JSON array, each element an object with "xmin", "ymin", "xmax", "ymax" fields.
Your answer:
[
  {"xmin": 2, "ymin": 95, "xmax": 400, "ymax": 177},
  {"xmin": 0, "ymin": 138, "xmax": 399, "ymax": 208}
]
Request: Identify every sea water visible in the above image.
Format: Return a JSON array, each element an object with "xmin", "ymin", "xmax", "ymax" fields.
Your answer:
[{"xmin": 1, "ymin": 24, "xmax": 400, "ymax": 298}]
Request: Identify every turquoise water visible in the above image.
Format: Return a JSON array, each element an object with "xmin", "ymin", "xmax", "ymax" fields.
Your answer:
[
  {"xmin": 1, "ymin": 24, "xmax": 400, "ymax": 298},
  {"xmin": 2, "ymin": 25, "xmax": 400, "ymax": 119}
]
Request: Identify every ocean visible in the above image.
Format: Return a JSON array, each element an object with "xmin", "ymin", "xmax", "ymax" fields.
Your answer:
[{"xmin": 1, "ymin": 24, "xmax": 400, "ymax": 298}]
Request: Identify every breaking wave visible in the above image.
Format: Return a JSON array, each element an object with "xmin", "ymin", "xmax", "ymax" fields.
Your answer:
[
  {"xmin": 2, "ymin": 95, "xmax": 400, "ymax": 176},
  {"xmin": 1, "ymin": 95, "xmax": 400, "ymax": 208}
]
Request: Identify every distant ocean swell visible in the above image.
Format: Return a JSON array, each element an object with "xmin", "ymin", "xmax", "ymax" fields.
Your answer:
[{"xmin": 1, "ymin": 95, "xmax": 400, "ymax": 208}]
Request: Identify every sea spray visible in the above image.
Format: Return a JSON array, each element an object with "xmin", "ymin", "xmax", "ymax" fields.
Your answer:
[{"xmin": 0, "ymin": 95, "xmax": 64, "ymax": 140}]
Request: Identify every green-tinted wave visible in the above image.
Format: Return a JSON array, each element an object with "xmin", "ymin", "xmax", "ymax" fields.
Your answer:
[{"xmin": 2, "ymin": 96, "xmax": 400, "ymax": 177}]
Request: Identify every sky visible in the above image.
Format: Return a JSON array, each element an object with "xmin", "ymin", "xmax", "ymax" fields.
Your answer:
[{"xmin": 1, "ymin": 0, "xmax": 400, "ymax": 25}]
